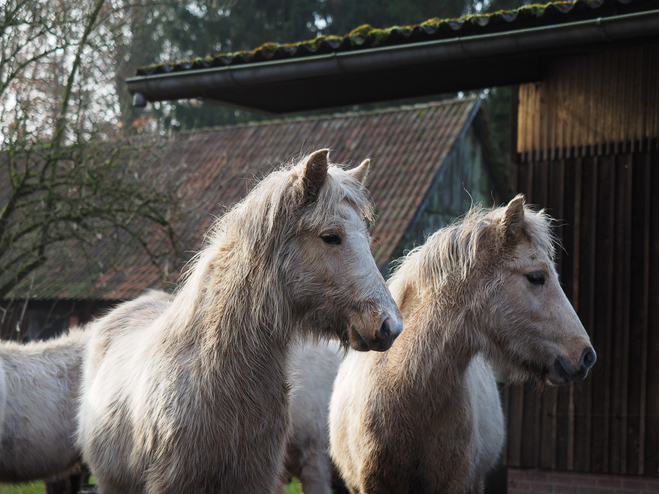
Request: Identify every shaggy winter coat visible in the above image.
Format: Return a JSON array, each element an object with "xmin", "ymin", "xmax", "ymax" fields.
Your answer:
[
  {"xmin": 77, "ymin": 150, "xmax": 402, "ymax": 494},
  {"xmin": 0, "ymin": 329, "xmax": 86, "ymax": 482},
  {"xmin": 330, "ymin": 196, "xmax": 596, "ymax": 494}
]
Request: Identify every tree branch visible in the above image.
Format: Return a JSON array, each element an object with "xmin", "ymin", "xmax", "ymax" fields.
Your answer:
[{"xmin": 0, "ymin": 253, "xmax": 46, "ymax": 300}]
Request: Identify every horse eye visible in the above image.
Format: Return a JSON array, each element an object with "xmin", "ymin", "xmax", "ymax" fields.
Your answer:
[
  {"xmin": 321, "ymin": 233, "xmax": 342, "ymax": 245},
  {"xmin": 526, "ymin": 272, "xmax": 545, "ymax": 285}
]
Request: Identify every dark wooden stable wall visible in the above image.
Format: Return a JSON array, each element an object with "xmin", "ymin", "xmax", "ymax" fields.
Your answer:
[
  {"xmin": 506, "ymin": 142, "xmax": 659, "ymax": 477},
  {"xmin": 0, "ymin": 299, "xmax": 115, "ymax": 341}
]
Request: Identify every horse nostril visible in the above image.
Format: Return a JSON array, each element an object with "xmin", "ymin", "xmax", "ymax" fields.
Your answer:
[
  {"xmin": 378, "ymin": 317, "xmax": 391, "ymax": 341},
  {"xmin": 580, "ymin": 348, "xmax": 597, "ymax": 370},
  {"xmin": 378, "ymin": 315, "xmax": 403, "ymax": 342}
]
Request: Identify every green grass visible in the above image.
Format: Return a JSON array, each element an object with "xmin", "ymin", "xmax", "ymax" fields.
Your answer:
[
  {"xmin": 286, "ymin": 477, "xmax": 303, "ymax": 494},
  {"xmin": 0, "ymin": 482, "xmax": 44, "ymax": 494}
]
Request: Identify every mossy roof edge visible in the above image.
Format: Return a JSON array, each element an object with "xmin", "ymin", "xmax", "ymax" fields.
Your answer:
[{"xmin": 136, "ymin": 0, "xmax": 650, "ymax": 77}]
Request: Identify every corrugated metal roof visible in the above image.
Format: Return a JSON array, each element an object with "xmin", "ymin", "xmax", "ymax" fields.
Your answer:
[
  {"xmin": 9, "ymin": 98, "xmax": 480, "ymax": 301},
  {"xmin": 136, "ymin": 0, "xmax": 653, "ymax": 77}
]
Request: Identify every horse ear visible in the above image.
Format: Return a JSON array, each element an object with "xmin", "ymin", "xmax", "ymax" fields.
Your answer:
[
  {"xmin": 301, "ymin": 149, "xmax": 329, "ymax": 202},
  {"xmin": 500, "ymin": 194, "xmax": 525, "ymax": 243},
  {"xmin": 347, "ymin": 158, "xmax": 370, "ymax": 185}
]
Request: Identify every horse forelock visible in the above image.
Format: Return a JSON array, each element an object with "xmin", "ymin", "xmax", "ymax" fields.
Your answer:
[
  {"xmin": 302, "ymin": 165, "xmax": 374, "ymax": 232},
  {"xmin": 389, "ymin": 202, "xmax": 556, "ymax": 300},
  {"xmin": 206, "ymin": 159, "xmax": 373, "ymax": 251}
]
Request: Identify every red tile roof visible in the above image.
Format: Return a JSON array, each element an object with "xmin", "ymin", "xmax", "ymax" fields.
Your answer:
[{"xmin": 10, "ymin": 98, "xmax": 479, "ymax": 300}]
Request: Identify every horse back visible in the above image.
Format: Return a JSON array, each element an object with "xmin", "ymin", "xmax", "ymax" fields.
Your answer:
[
  {"xmin": 465, "ymin": 356, "xmax": 505, "ymax": 479},
  {"xmin": 82, "ymin": 291, "xmax": 171, "ymax": 374}
]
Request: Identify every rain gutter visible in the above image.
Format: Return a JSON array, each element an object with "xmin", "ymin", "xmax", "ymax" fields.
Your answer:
[{"xmin": 127, "ymin": 9, "xmax": 659, "ymax": 107}]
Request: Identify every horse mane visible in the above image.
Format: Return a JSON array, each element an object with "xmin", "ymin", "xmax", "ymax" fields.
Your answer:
[
  {"xmin": 388, "ymin": 199, "xmax": 556, "ymax": 305},
  {"xmin": 168, "ymin": 156, "xmax": 374, "ymax": 339}
]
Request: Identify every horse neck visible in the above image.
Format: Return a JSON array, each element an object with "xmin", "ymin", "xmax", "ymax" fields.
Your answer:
[
  {"xmin": 386, "ymin": 279, "xmax": 485, "ymax": 402},
  {"xmin": 167, "ymin": 243, "xmax": 294, "ymax": 385}
]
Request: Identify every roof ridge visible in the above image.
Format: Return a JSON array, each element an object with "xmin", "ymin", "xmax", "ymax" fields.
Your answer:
[{"xmin": 176, "ymin": 97, "xmax": 478, "ymax": 136}]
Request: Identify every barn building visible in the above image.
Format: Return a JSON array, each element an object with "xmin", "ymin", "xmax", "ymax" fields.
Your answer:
[
  {"xmin": 1, "ymin": 97, "xmax": 500, "ymax": 339},
  {"xmin": 124, "ymin": 0, "xmax": 659, "ymax": 492},
  {"xmin": 509, "ymin": 43, "xmax": 659, "ymax": 492},
  {"xmin": 3, "ymin": 0, "xmax": 658, "ymax": 492}
]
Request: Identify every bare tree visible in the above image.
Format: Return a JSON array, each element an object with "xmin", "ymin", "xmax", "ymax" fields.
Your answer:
[{"xmin": 0, "ymin": 0, "xmax": 179, "ymax": 301}]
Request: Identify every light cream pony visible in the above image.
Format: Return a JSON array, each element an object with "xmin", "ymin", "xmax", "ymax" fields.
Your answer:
[
  {"xmin": 77, "ymin": 150, "xmax": 403, "ymax": 494},
  {"xmin": 281, "ymin": 339, "xmax": 343, "ymax": 494},
  {"xmin": 0, "ymin": 290, "xmax": 173, "ymax": 484},
  {"xmin": 0, "ymin": 329, "xmax": 86, "ymax": 482},
  {"xmin": 0, "ymin": 293, "xmax": 341, "ymax": 492},
  {"xmin": 329, "ymin": 195, "xmax": 597, "ymax": 494}
]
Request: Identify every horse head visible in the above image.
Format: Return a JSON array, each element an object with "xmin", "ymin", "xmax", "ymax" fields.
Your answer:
[
  {"xmin": 480, "ymin": 195, "xmax": 596, "ymax": 385},
  {"xmin": 283, "ymin": 149, "xmax": 403, "ymax": 352}
]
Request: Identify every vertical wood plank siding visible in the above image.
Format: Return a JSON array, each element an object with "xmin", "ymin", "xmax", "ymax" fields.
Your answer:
[
  {"xmin": 517, "ymin": 46, "xmax": 659, "ymax": 159},
  {"xmin": 510, "ymin": 146, "xmax": 659, "ymax": 477},
  {"xmin": 510, "ymin": 43, "xmax": 659, "ymax": 478}
]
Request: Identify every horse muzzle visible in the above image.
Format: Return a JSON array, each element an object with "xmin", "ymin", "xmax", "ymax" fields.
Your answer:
[
  {"xmin": 547, "ymin": 347, "xmax": 597, "ymax": 385},
  {"xmin": 349, "ymin": 313, "xmax": 403, "ymax": 352}
]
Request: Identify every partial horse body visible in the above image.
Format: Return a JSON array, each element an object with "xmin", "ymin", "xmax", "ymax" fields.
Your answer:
[
  {"xmin": 0, "ymin": 289, "xmax": 173, "ymax": 484},
  {"xmin": 282, "ymin": 339, "xmax": 342, "ymax": 494},
  {"xmin": 0, "ymin": 329, "xmax": 86, "ymax": 482},
  {"xmin": 329, "ymin": 196, "xmax": 596, "ymax": 494},
  {"xmin": 0, "ymin": 292, "xmax": 341, "ymax": 492},
  {"xmin": 77, "ymin": 150, "xmax": 402, "ymax": 494}
]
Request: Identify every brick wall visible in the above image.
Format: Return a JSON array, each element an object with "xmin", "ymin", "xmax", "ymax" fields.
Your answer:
[{"xmin": 508, "ymin": 468, "xmax": 659, "ymax": 493}]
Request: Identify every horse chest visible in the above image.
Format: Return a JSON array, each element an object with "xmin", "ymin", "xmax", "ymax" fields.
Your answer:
[{"xmin": 391, "ymin": 379, "xmax": 478, "ymax": 491}]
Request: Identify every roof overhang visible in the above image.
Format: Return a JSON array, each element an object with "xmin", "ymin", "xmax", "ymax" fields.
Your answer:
[{"xmin": 126, "ymin": 10, "xmax": 659, "ymax": 114}]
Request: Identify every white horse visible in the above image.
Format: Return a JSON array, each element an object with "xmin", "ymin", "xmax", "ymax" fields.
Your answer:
[
  {"xmin": 77, "ymin": 150, "xmax": 403, "ymax": 494},
  {"xmin": 281, "ymin": 339, "xmax": 343, "ymax": 494},
  {"xmin": 0, "ymin": 292, "xmax": 342, "ymax": 494},
  {"xmin": 0, "ymin": 290, "xmax": 174, "ymax": 484},
  {"xmin": 0, "ymin": 329, "xmax": 86, "ymax": 482},
  {"xmin": 329, "ymin": 196, "xmax": 597, "ymax": 494}
]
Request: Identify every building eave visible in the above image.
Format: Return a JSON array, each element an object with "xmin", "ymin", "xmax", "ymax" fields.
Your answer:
[{"xmin": 127, "ymin": 9, "xmax": 659, "ymax": 113}]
